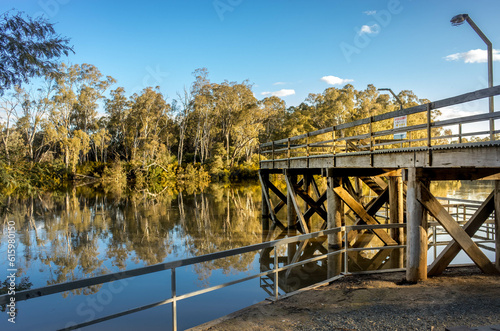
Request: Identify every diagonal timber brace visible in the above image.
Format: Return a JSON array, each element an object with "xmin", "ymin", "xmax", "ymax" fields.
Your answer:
[
  {"xmin": 285, "ymin": 172, "xmax": 330, "ymax": 233},
  {"xmin": 259, "ymin": 172, "xmax": 286, "ymax": 231},
  {"xmin": 348, "ymin": 188, "xmax": 389, "ymax": 246},
  {"xmin": 428, "ymin": 191, "xmax": 495, "ymax": 276},
  {"xmin": 334, "ymin": 186, "xmax": 397, "ymax": 246},
  {"xmin": 417, "ymin": 185, "xmax": 498, "ymax": 275},
  {"xmin": 285, "ymin": 174, "xmax": 310, "ymax": 234}
]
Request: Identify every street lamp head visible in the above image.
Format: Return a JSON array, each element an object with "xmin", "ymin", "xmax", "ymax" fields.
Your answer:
[{"xmin": 451, "ymin": 14, "xmax": 469, "ymax": 26}]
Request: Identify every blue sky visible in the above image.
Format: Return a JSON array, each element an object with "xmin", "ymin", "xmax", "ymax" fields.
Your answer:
[{"xmin": 2, "ymin": 0, "xmax": 500, "ymax": 113}]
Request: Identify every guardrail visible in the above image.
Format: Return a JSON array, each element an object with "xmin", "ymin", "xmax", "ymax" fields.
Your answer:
[
  {"xmin": 429, "ymin": 197, "xmax": 497, "ymax": 258},
  {"xmin": 259, "ymin": 86, "xmax": 500, "ymax": 163},
  {"xmin": 0, "ymin": 223, "xmax": 406, "ymax": 331}
]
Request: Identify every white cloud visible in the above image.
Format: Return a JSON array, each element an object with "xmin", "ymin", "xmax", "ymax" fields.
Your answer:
[
  {"xmin": 438, "ymin": 106, "xmax": 482, "ymax": 121},
  {"xmin": 444, "ymin": 48, "xmax": 500, "ymax": 63},
  {"xmin": 321, "ymin": 75, "xmax": 354, "ymax": 86},
  {"xmin": 358, "ymin": 24, "xmax": 380, "ymax": 35},
  {"xmin": 261, "ymin": 89, "xmax": 295, "ymax": 97},
  {"xmin": 273, "ymin": 82, "xmax": 287, "ymax": 86},
  {"xmin": 364, "ymin": 10, "xmax": 376, "ymax": 15}
]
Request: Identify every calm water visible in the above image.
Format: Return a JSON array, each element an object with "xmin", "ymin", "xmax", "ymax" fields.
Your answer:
[{"xmin": 0, "ymin": 179, "xmax": 495, "ymax": 330}]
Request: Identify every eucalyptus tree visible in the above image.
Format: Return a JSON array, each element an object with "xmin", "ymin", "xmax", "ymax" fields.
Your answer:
[
  {"xmin": 175, "ymin": 87, "xmax": 193, "ymax": 166},
  {"xmin": 48, "ymin": 63, "xmax": 114, "ymax": 169},
  {"xmin": 0, "ymin": 91, "xmax": 19, "ymax": 164},
  {"xmin": 105, "ymin": 87, "xmax": 130, "ymax": 160},
  {"xmin": 126, "ymin": 86, "xmax": 171, "ymax": 165},
  {"xmin": 211, "ymin": 80, "xmax": 257, "ymax": 165},
  {"xmin": 14, "ymin": 80, "xmax": 56, "ymax": 162},
  {"xmin": 259, "ymin": 96, "xmax": 286, "ymax": 142}
]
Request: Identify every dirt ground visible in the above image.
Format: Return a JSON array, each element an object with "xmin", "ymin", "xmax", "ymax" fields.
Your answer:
[{"xmin": 191, "ymin": 267, "xmax": 500, "ymax": 331}]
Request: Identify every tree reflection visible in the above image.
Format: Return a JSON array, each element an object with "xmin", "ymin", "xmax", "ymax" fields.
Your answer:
[{"xmin": 0, "ymin": 182, "xmax": 264, "ymax": 293}]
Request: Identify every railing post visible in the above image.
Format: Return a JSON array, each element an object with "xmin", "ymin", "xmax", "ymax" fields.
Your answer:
[
  {"xmin": 427, "ymin": 104, "xmax": 432, "ymax": 148},
  {"xmin": 369, "ymin": 116, "xmax": 374, "ymax": 152},
  {"xmin": 274, "ymin": 247, "xmax": 279, "ymax": 300},
  {"xmin": 458, "ymin": 123, "xmax": 462, "ymax": 144},
  {"xmin": 306, "ymin": 132, "xmax": 310, "ymax": 157},
  {"xmin": 427, "ymin": 104, "xmax": 432, "ymax": 166},
  {"xmin": 172, "ymin": 268, "xmax": 177, "ymax": 331},
  {"xmin": 271, "ymin": 141, "xmax": 275, "ymax": 169},
  {"xmin": 306, "ymin": 132, "xmax": 310, "ymax": 168},
  {"xmin": 369, "ymin": 116, "xmax": 374, "ymax": 166},
  {"xmin": 332, "ymin": 128, "xmax": 336, "ymax": 166},
  {"xmin": 287, "ymin": 138, "xmax": 291, "ymax": 168},
  {"xmin": 344, "ymin": 227, "xmax": 349, "ymax": 274}
]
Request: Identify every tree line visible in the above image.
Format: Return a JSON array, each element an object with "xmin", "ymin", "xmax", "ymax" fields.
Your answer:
[
  {"xmin": 0, "ymin": 62, "xmax": 437, "ymax": 191},
  {"xmin": 0, "ymin": 11, "xmax": 437, "ymax": 192}
]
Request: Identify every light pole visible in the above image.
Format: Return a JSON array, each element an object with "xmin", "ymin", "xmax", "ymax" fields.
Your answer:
[
  {"xmin": 451, "ymin": 13, "xmax": 494, "ymax": 140},
  {"xmin": 378, "ymin": 88, "xmax": 403, "ymax": 110}
]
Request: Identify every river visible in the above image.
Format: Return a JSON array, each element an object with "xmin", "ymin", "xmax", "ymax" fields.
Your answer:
[{"xmin": 0, "ymin": 179, "xmax": 495, "ymax": 330}]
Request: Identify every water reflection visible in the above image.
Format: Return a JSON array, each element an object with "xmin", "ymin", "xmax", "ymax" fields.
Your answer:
[
  {"xmin": 0, "ymin": 180, "xmax": 495, "ymax": 329},
  {"xmin": 0, "ymin": 183, "xmax": 263, "ymax": 291}
]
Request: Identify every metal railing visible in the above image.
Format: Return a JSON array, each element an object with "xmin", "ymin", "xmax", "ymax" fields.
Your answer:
[
  {"xmin": 0, "ymin": 223, "xmax": 406, "ymax": 331},
  {"xmin": 429, "ymin": 197, "xmax": 496, "ymax": 259},
  {"xmin": 259, "ymin": 86, "xmax": 500, "ymax": 163}
]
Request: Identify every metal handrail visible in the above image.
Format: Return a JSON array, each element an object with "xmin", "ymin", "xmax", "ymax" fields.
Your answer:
[{"xmin": 1, "ymin": 223, "xmax": 406, "ymax": 331}]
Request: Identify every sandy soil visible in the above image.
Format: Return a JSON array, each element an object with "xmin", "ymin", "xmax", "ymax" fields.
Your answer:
[{"xmin": 191, "ymin": 267, "xmax": 500, "ymax": 331}]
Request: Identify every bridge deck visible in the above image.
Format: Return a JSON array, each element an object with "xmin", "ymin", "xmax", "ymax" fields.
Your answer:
[{"xmin": 259, "ymin": 86, "xmax": 500, "ymax": 175}]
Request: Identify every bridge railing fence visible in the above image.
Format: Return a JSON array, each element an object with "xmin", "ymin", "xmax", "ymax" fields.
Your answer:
[{"xmin": 259, "ymin": 86, "xmax": 500, "ymax": 162}]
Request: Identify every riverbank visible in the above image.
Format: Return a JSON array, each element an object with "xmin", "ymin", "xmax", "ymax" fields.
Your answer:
[{"xmin": 193, "ymin": 266, "xmax": 500, "ymax": 331}]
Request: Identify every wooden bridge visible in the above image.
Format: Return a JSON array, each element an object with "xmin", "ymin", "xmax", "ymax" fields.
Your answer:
[{"xmin": 258, "ymin": 85, "xmax": 500, "ymax": 282}]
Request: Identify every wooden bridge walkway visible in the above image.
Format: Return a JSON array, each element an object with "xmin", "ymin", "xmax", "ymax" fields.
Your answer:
[{"xmin": 258, "ymin": 85, "xmax": 500, "ymax": 282}]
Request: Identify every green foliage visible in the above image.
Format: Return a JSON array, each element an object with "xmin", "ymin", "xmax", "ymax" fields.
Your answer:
[
  {"xmin": 0, "ymin": 161, "xmax": 69, "ymax": 194},
  {"xmin": 0, "ymin": 11, "xmax": 73, "ymax": 93},
  {"xmin": 229, "ymin": 154, "xmax": 260, "ymax": 181}
]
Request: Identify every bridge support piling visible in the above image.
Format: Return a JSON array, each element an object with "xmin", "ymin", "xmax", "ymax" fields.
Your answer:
[
  {"xmin": 287, "ymin": 173, "xmax": 298, "ymax": 264},
  {"xmin": 389, "ymin": 175, "xmax": 404, "ymax": 268},
  {"xmin": 327, "ymin": 175, "xmax": 343, "ymax": 277},
  {"xmin": 406, "ymin": 168, "xmax": 428, "ymax": 282},
  {"xmin": 495, "ymin": 181, "xmax": 500, "ymax": 269},
  {"xmin": 261, "ymin": 171, "xmax": 270, "ymax": 242}
]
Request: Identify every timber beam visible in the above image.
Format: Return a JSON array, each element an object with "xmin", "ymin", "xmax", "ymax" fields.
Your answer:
[
  {"xmin": 323, "ymin": 168, "xmax": 399, "ymax": 178},
  {"xmin": 334, "ymin": 186, "xmax": 397, "ymax": 246},
  {"xmin": 415, "ymin": 168, "xmax": 500, "ymax": 181},
  {"xmin": 418, "ymin": 184, "xmax": 498, "ymax": 275},
  {"xmin": 428, "ymin": 191, "xmax": 495, "ymax": 276}
]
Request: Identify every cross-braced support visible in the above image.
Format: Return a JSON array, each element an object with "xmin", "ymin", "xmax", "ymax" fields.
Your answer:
[{"xmin": 405, "ymin": 168, "xmax": 500, "ymax": 282}]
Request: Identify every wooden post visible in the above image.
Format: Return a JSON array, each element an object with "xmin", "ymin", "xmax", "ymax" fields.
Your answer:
[
  {"xmin": 389, "ymin": 177, "xmax": 399, "ymax": 241},
  {"xmin": 495, "ymin": 181, "xmax": 500, "ymax": 269},
  {"xmin": 303, "ymin": 174, "xmax": 311, "ymax": 227},
  {"xmin": 261, "ymin": 171, "xmax": 270, "ymax": 242},
  {"xmin": 398, "ymin": 176, "xmax": 405, "ymax": 268},
  {"xmin": 327, "ymin": 175, "xmax": 342, "ymax": 277},
  {"xmin": 287, "ymin": 173, "xmax": 298, "ymax": 264},
  {"xmin": 389, "ymin": 176, "xmax": 403, "ymax": 269},
  {"xmin": 406, "ymin": 168, "xmax": 427, "ymax": 282}
]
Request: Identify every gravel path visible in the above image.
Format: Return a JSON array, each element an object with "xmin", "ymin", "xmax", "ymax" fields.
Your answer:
[{"xmin": 193, "ymin": 267, "xmax": 500, "ymax": 331}]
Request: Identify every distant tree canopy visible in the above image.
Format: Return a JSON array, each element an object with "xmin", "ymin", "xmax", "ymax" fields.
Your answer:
[
  {"xmin": 0, "ymin": 64, "xmax": 438, "ymax": 179},
  {"xmin": 0, "ymin": 11, "xmax": 73, "ymax": 94},
  {"xmin": 0, "ymin": 10, "xmax": 451, "ymax": 190}
]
